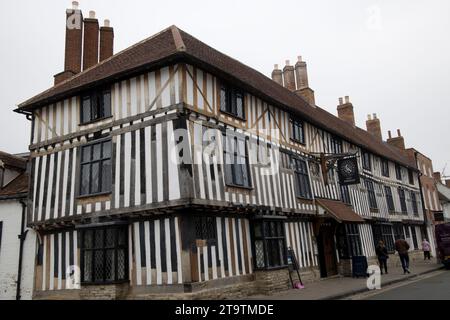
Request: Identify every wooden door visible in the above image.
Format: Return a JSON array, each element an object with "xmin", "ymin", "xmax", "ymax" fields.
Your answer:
[{"xmin": 320, "ymin": 224, "xmax": 338, "ymax": 277}]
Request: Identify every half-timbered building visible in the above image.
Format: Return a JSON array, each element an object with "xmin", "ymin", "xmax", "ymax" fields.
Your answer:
[{"xmin": 15, "ymin": 3, "xmax": 428, "ymax": 299}]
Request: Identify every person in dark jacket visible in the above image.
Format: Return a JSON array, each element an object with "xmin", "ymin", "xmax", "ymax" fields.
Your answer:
[
  {"xmin": 395, "ymin": 237, "xmax": 411, "ymax": 274},
  {"xmin": 375, "ymin": 240, "xmax": 389, "ymax": 274}
]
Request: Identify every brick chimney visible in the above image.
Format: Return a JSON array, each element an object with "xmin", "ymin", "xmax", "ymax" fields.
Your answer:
[
  {"xmin": 54, "ymin": 1, "xmax": 83, "ymax": 85},
  {"xmin": 83, "ymin": 11, "xmax": 100, "ymax": 70},
  {"xmin": 434, "ymin": 172, "xmax": 442, "ymax": 183},
  {"xmin": 282, "ymin": 60, "xmax": 296, "ymax": 91},
  {"xmin": 366, "ymin": 113, "xmax": 382, "ymax": 140},
  {"xmin": 337, "ymin": 96, "xmax": 355, "ymax": 126},
  {"xmin": 100, "ymin": 19, "xmax": 114, "ymax": 61},
  {"xmin": 294, "ymin": 56, "xmax": 315, "ymax": 106},
  {"xmin": 271, "ymin": 64, "xmax": 283, "ymax": 86},
  {"xmin": 387, "ymin": 129, "xmax": 405, "ymax": 150}
]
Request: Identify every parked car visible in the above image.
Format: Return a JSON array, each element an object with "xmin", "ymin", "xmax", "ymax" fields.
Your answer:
[{"xmin": 435, "ymin": 223, "xmax": 450, "ymax": 269}]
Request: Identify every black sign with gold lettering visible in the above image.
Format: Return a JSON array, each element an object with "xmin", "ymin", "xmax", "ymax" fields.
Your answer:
[{"xmin": 337, "ymin": 157, "xmax": 360, "ymax": 185}]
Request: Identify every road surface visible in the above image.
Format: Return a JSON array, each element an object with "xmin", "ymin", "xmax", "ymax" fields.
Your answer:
[{"xmin": 356, "ymin": 270, "xmax": 450, "ymax": 300}]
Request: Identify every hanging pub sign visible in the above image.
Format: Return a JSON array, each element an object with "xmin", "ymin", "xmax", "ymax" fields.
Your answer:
[{"xmin": 337, "ymin": 157, "xmax": 360, "ymax": 185}]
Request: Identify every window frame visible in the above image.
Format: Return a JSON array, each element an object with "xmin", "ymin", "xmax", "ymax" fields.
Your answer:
[
  {"xmin": 395, "ymin": 164, "xmax": 402, "ymax": 181},
  {"xmin": 79, "ymin": 139, "xmax": 112, "ymax": 198},
  {"xmin": 365, "ymin": 179, "xmax": 378, "ymax": 210},
  {"xmin": 223, "ymin": 133, "xmax": 252, "ymax": 189},
  {"xmin": 291, "ymin": 156, "xmax": 312, "ymax": 199},
  {"xmin": 340, "ymin": 184, "xmax": 351, "ymax": 205},
  {"xmin": 80, "ymin": 87, "xmax": 112, "ymax": 125},
  {"xmin": 408, "ymin": 169, "xmax": 414, "ymax": 185},
  {"xmin": 372, "ymin": 224, "xmax": 395, "ymax": 253},
  {"xmin": 384, "ymin": 185, "xmax": 395, "ymax": 213},
  {"xmin": 219, "ymin": 83, "xmax": 246, "ymax": 121},
  {"xmin": 411, "ymin": 191, "xmax": 418, "ymax": 215},
  {"xmin": 381, "ymin": 158, "xmax": 390, "ymax": 177},
  {"xmin": 251, "ymin": 219, "xmax": 287, "ymax": 270},
  {"xmin": 80, "ymin": 225, "xmax": 129, "ymax": 285},
  {"xmin": 290, "ymin": 117, "xmax": 306, "ymax": 145},
  {"xmin": 336, "ymin": 224, "xmax": 363, "ymax": 259},
  {"xmin": 362, "ymin": 150, "xmax": 371, "ymax": 171},
  {"xmin": 398, "ymin": 187, "xmax": 407, "ymax": 214},
  {"xmin": 330, "ymin": 135, "xmax": 343, "ymax": 154}
]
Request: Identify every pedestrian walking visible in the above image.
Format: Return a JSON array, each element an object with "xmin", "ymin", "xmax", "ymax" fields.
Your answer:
[
  {"xmin": 395, "ymin": 237, "xmax": 411, "ymax": 274},
  {"xmin": 422, "ymin": 238, "xmax": 431, "ymax": 260},
  {"xmin": 375, "ymin": 240, "xmax": 389, "ymax": 274}
]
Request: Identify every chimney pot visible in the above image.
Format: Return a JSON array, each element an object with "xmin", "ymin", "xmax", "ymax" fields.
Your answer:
[
  {"xmin": 298, "ymin": 55, "xmax": 302, "ymax": 62},
  {"xmin": 285, "ymin": 60, "xmax": 291, "ymax": 66},
  {"xmin": 338, "ymin": 97, "xmax": 343, "ymax": 105},
  {"xmin": 72, "ymin": 1, "xmax": 79, "ymax": 9},
  {"xmin": 89, "ymin": 11, "xmax": 96, "ymax": 19},
  {"xmin": 344, "ymin": 96, "xmax": 350, "ymax": 104},
  {"xmin": 104, "ymin": 19, "xmax": 110, "ymax": 27},
  {"xmin": 373, "ymin": 113, "xmax": 377, "ymax": 119},
  {"xmin": 367, "ymin": 114, "xmax": 372, "ymax": 120},
  {"xmin": 397, "ymin": 129, "xmax": 402, "ymax": 137},
  {"xmin": 274, "ymin": 64, "xmax": 279, "ymax": 69},
  {"xmin": 388, "ymin": 130, "xmax": 392, "ymax": 138},
  {"xmin": 366, "ymin": 112, "xmax": 382, "ymax": 140}
]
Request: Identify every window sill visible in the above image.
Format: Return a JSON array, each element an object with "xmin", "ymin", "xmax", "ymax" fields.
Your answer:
[
  {"xmin": 290, "ymin": 138, "xmax": 306, "ymax": 146},
  {"xmin": 296, "ymin": 196, "xmax": 313, "ymax": 202},
  {"xmin": 77, "ymin": 191, "xmax": 112, "ymax": 200},
  {"xmin": 81, "ymin": 280, "xmax": 129, "ymax": 286},
  {"xmin": 219, "ymin": 110, "xmax": 246, "ymax": 122},
  {"xmin": 225, "ymin": 183, "xmax": 254, "ymax": 191},
  {"xmin": 254, "ymin": 265, "xmax": 288, "ymax": 272},
  {"xmin": 79, "ymin": 115, "xmax": 113, "ymax": 127}
]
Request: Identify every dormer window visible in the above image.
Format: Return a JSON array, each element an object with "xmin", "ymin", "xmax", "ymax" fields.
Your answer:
[
  {"xmin": 220, "ymin": 84, "xmax": 245, "ymax": 120},
  {"xmin": 81, "ymin": 87, "xmax": 111, "ymax": 124}
]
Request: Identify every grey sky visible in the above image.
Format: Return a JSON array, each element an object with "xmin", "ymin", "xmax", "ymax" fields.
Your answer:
[{"xmin": 1, "ymin": 0, "xmax": 449, "ymax": 175}]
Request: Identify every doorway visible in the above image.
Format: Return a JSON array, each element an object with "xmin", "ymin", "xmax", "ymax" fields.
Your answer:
[{"xmin": 317, "ymin": 222, "xmax": 338, "ymax": 278}]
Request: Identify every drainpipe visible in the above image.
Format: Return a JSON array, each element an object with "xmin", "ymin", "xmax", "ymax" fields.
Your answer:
[{"xmin": 16, "ymin": 199, "xmax": 28, "ymax": 300}]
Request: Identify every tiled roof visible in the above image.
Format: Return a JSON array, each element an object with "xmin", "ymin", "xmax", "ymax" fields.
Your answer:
[
  {"xmin": 16, "ymin": 26, "xmax": 416, "ymax": 168},
  {"xmin": 316, "ymin": 198, "xmax": 365, "ymax": 223},
  {"xmin": 0, "ymin": 173, "xmax": 28, "ymax": 198},
  {"xmin": 0, "ymin": 151, "xmax": 27, "ymax": 170}
]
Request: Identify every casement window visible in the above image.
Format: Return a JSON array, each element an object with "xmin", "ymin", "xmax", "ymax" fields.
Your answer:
[
  {"xmin": 372, "ymin": 224, "xmax": 395, "ymax": 253},
  {"xmin": 340, "ymin": 184, "xmax": 351, "ymax": 205},
  {"xmin": 381, "ymin": 159, "xmax": 389, "ymax": 177},
  {"xmin": 80, "ymin": 140, "xmax": 112, "ymax": 196},
  {"xmin": 330, "ymin": 136, "xmax": 343, "ymax": 154},
  {"xmin": 220, "ymin": 84, "xmax": 245, "ymax": 120},
  {"xmin": 361, "ymin": 150, "xmax": 371, "ymax": 171},
  {"xmin": 384, "ymin": 186, "xmax": 395, "ymax": 212},
  {"xmin": 398, "ymin": 187, "xmax": 407, "ymax": 214},
  {"xmin": 365, "ymin": 179, "xmax": 378, "ymax": 209},
  {"xmin": 336, "ymin": 224, "xmax": 363, "ymax": 259},
  {"xmin": 291, "ymin": 118, "xmax": 305, "ymax": 144},
  {"xmin": 223, "ymin": 134, "xmax": 251, "ymax": 188},
  {"xmin": 81, "ymin": 87, "xmax": 111, "ymax": 124},
  {"xmin": 252, "ymin": 219, "xmax": 287, "ymax": 269},
  {"xmin": 411, "ymin": 191, "xmax": 418, "ymax": 215},
  {"xmin": 395, "ymin": 164, "xmax": 402, "ymax": 180},
  {"xmin": 291, "ymin": 157, "xmax": 312, "ymax": 199},
  {"xmin": 393, "ymin": 223, "xmax": 404, "ymax": 240},
  {"xmin": 194, "ymin": 216, "xmax": 217, "ymax": 240},
  {"xmin": 411, "ymin": 226, "xmax": 419, "ymax": 249},
  {"xmin": 408, "ymin": 169, "xmax": 414, "ymax": 185},
  {"xmin": 80, "ymin": 226, "xmax": 128, "ymax": 284}
]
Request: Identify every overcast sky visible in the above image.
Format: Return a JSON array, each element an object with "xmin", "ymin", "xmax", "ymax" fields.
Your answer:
[{"xmin": 1, "ymin": 0, "xmax": 449, "ymax": 175}]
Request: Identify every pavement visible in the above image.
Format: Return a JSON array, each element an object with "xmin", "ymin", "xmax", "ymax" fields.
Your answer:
[{"xmin": 247, "ymin": 259, "xmax": 443, "ymax": 300}]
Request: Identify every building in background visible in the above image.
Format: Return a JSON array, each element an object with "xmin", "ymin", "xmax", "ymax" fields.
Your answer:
[
  {"xmin": 0, "ymin": 151, "xmax": 36, "ymax": 300},
  {"xmin": 13, "ymin": 2, "xmax": 431, "ymax": 299},
  {"xmin": 434, "ymin": 174, "xmax": 450, "ymax": 223}
]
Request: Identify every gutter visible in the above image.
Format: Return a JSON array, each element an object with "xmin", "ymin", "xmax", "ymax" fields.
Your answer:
[{"xmin": 16, "ymin": 200, "xmax": 28, "ymax": 300}]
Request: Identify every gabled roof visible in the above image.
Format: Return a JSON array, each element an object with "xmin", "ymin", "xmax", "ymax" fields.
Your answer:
[
  {"xmin": 0, "ymin": 151, "xmax": 27, "ymax": 170},
  {"xmin": 16, "ymin": 26, "xmax": 416, "ymax": 169},
  {"xmin": 0, "ymin": 173, "xmax": 28, "ymax": 199}
]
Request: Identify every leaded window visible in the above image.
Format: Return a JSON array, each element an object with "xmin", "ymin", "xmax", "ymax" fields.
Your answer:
[
  {"xmin": 194, "ymin": 216, "xmax": 217, "ymax": 240},
  {"xmin": 398, "ymin": 187, "xmax": 407, "ymax": 214},
  {"xmin": 252, "ymin": 220, "xmax": 287, "ymax": 269},
  {"xmin": 291, "ymin": 118, "xmax": 305, "ymax": 144},
  {"xmin": 292, "ymin": 157, "xmax": 312, "ymax": 199},
  {"xmin": 365, "ymin": 179, "xmax": 378, "ymax": 209},
  {"xmin": 408, "ymin": 169, "xmax": 414, "ymax": 185},
  {"xmin": 340, "ymin": 184, "xmax": 351, "ymax": 205},
  {"xmin": 81, "ymin": 87, "xmax": 111, "ymax": 124},
  {"xmin": 330, "ymin": 136, "xmax": 343, "ymax": 154},
  {"xmin": 395, "ymin": 164, "xmax": 402, "ymax": 180},
  {"xmin": 385, "ymin": 186, "xmax": 395, "ymax": 212},
  {"xmin": 381, "ymin": 159, "xmax": 389, "ymax": 177},
  {"xmin": 393, "ymin": 223, "xmax": 404, "ymax": 240},
  {"xmin": 80, "ymin": 140, "xmax": 112, "ymax": 196},
  {"xmin": 411, "ymin": 191, "xmax": 418, "ymax": 215},
  {"xmin": 336, "ymin": 224, "xmax": 363, "ymax": 259},
  {"xmin": 411, "ymin": 226, "xmax": 419, "ymax": 249},
  {"xmin": 372, "ymin": 224, "xmax": 395, "ymax": 253},
  {"xmin": 220, "ymin": 84, "xmax": 245, "ymax": 120},
  {"xmin": 223, "ymin": 134, "xmax": 251, "ymax": 188},
  {"xmin": 80, "ymin": 226, "xmax": 128, "ymax": 284},
  {"xmin": 362, "ymin": 150, "xmax": 371, "ymax": 171}
]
